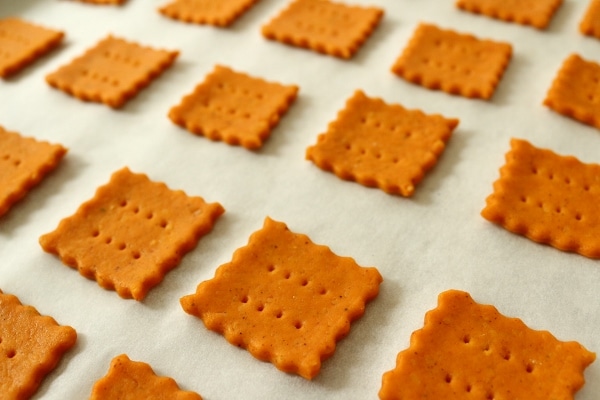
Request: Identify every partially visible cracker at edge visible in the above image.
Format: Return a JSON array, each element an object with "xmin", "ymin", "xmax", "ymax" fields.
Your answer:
[
  {"xmin": 391, "ymin": 23, "xmax": 512, "ymax": 100},
  {"xmin": 0, "ymin": 126, "xmax": 67, "ymax": 218},
  {"xmin": 456, "ymin": 0, "xmax": 563, "ymax": 30},
  {"xmin": 46, "ymin": 35, "xmax": 178, "ymax": 108},
  {"xmin": 39, "ymin": 167, "xmax": 224, "ymax": 300},
  {"xmin": 0, "ymin": 17, "xmax": 64, "ymax": 78},
  {"xmin": 580, "ymin": 0, "xmax": 600, "ymax": 39},
  {"xmin": 482, "ymin": 138, "xmax": 600, "ymax": 258},
  {"xmin": 159, "ymin": 0, "xmax": 260, "ymax": 27},
  {"xmin": 0, "ymin": 289, "xmax": 77, "ymax": 399},
  {"xmin": 261, "ymin": 0, "xmax": 384, "ymax": 59}
]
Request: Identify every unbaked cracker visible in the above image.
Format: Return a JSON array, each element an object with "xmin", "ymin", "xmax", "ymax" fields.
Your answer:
[
  {"xmin": 391, "ymin": 23, "xmax": 512, "ymax": 100},
  {"xmin": 580, "ymin": 0, "xmax": 600, "ymax": 39},
  {"xmin": 168, "ymin": 65, "xmax": 298, "ymax": 149},
  {"xmin": 544, "ymin": 54, "xmax": 600, "ymax": 130},
  {"xmin": 90, "ymin": 354, "xmax": 202, "ymax": 399},
  {"xmin": 39, "ymin": 167, "xmax": 224, "ymax": 300},
  {"xmin": 0, "ymin": 126, "xmax": 67, "ymax": 218},
  {"xmin": 456, "ymin": 0, "xmax": 563, "ymax": 30},
  {"xmin": 306, "ymin": 90, "xmax": 458, "ymax": 197},
  {"xmin": 180, "ymin": 217, "xmax": 382, "ymax": 379},
  {"xmin": 159, "ymin": 0, "xmax": 260, "ymax": 27},
  {"xmin": 0, "ymin": 289, "xmax": 77, "ymax": 399},
  {"xmin": 482, "ymin": 138, "xmax": 600, "ymax": 258},
  {"xmin": 46, "ymin": 35, "xmax": 178, "ymax": 108},
  {"xmin": 0, "ymin": 17, "xmax": 64, "ymax": 78},
  {"xmin": 261, "ymin": 0, "xmax": 383, "ymax": 59},
  {"xmin": 379, "ymin": 290, "xmax": 595, "ymax": 400}
]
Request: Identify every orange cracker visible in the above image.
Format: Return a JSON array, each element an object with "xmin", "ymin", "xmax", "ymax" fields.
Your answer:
[
  {"xmin": 168, "ymin": 65, "xmax": 298, "ymax": 149},
  {"xmin": 71, "ymin": 0, "xmax": 127, "ymax": 5},
  {"xmin": 391, "ymin": 23, "xmax": 512, "ymax": 100},
  {"xmin": 39, "ymin": 167, "xmax": 224, "ymax": 301},
  {"xmin": 46, "ymin": 35, "xmax": 178, "ymax": 108},
  {"xmin": 379, "ymin": 290, "xmax": 595, "ymax": 400},
  {"xmin": 544, "ymin": 54, "xmax": 600, "ymax": 130},
  {"xmin": 456, "ymin": 0, "xmax": 563, "ymax": 30},
  {"xmin": 0, "ymin": 17, "xmax": 64, "ymax": 78},
  {"xmin": 261, "ymin": 0, "xmax": 384, "ymax": 59},
  {"xmin": 482, "ymin": 139, "xmax": 600, "ymax": 258},
  {"xmin": 180, "ymin": 217, "xmax": 382, "ymax": 379},
  {"xmin": 306, "ymin": 90, "xmax": 458, "ymax": 197},
  {"xmin": 580, "ymin": 0, "xmax": 600, "ymax": 39},
  {"xmin": 159, "ymin": 0, "xmax": 260, "ymax": 27},
  {"xmin": 0, "ymin": 289, "xmax": 77, "ymax": 399},
  {"xmin": 0, "ymin": 126, "xmax": 67, "ymax": 218},
  {"xmin": 90, "ymin": 354, "xmax": 202, "ymax": 399}
]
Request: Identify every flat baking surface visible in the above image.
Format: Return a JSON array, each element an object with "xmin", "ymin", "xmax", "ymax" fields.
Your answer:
[{"xmin": 1, "ymin": 1, "xmax": 599, "ymax": 399}]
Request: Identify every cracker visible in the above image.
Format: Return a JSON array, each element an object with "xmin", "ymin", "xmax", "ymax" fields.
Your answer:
[
  {"xmin": 0, "ymin": 289, "xmax": 77, "ymax": 399},
  {"xmin": 391, "ymin": 23, "xmax": 512, "ymax": 100},
  {"xmin": 481, "ymin": 138, "xmax": 600, "ymax": 258},
  {"xmin": 90, "ymin": 354, "xmax": 202, "ymax": 399},
  {"xmin": 180, "ymin": 217, "xmax": 382, "ymax": 379},
  {"xmin": 456, "ymin": 0, "xmax": 563, "ymax": 29},
  {"xmin": 71, "ymin": 0, "xmax": 127, "ymax": 5},
  {"xmin": 379, "ymin": 290, "xmax": 595, "ymax": 400},
  {"xmin": 580, "ymin": 0, "xmax": 600, "ymax": 39},
  {"xmin": 159, "ymin": 0, "xmax": 260, "ymax": 27},
  {"xmin": 0, "ymin": 17, "xmax": 64, "ymax": 78},
  {"xmin": 261, "ymin": 0, "xmax": 384, "ymax": 59},
  {"xmin": 39, "ymin": 167, "xmax": 224, "ymax": 300},
  {"xmin": 168, "ymin": 65, "xmax": 298, "ymax": 149},
  {"xmin": 306, "ymin": 90, "xmax": 458, "ymax": 197},
  {"xmin": 544, "ymin": 54, "xmax": 600, "ymax": 130},
  {"xmin": 0, "ymin": 126, "xmax": 67, "ymax": 218},
  {"xmin": 46, "ymin": 35, "xmax": 178, "ymax": 108}
]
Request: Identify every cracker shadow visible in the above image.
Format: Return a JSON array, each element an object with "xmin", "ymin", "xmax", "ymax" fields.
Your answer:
[
  {"xmin": 546, "ymin": 0, "xmax": 578, "ymax": 34},
  {"xmin": 489, "ymin": 52, "xmax": 529, "ymax": 107},
  {"xmin": 352, "ymin": 13, "xmax": 399, "ymax": 66},
  {"xmin": 229, "ymin": 0, "xmax": 279, "ymax": 33},
  {"xmin": 313, "ymin": 278, "xmax": 402, "ymax": 390},
  {"xmin": 0, "ymin": 0, "xmax": 40, "ymax": 16},
  {"xmin": 0, "ymin": 154, "xmax": 85, "ymax": 237}
]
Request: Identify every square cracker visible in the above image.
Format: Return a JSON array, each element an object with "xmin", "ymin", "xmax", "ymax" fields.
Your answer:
[
  {"xmin": 180, "ymin": 217, "xmax": 382, "ymax": 379},
  {"xmin": 261, "ymin": 0, "xmax": 383, "ymax": 59},
  {"xmin": 0, "ymin": 126, "xmax": 67, "ymax": 218},
  {"xmin": 0, "ymin": 289, "xmax": 77, "ymax": 399},
  {"xmin": 379, "ymin": 290, "xmax": 595, "ymax": 400},
  {"xmin": 580, "ymin": 0, "xmax": 600, "ymax": 39},
  {"xmin": 159, "ymin": 0, "xmax": 260, "ymax": 27},
  {"xmin": 456, "ymin": 0, "xmax": 563, "ymax": 30},
  {"xmin": 391, "ymin": 23, "xmax": 512, "ymax": 100},
  {"xmin": 544, "ymin": 54, "xmax": 600, "ymax": 130},
  {"xmin": 306, "ymin": 90, "xmax": 458, "ymax": 197},
  {"xmin": 90, "ymin": 354, "xmax": 202, "ymax": 399},
  {"xmin": 39, "ymin": 167, "xmax": 224, "ymax": 301},
  {"xmin": 46, "ymin": 35, "xmax": 178, "ymax": 108},
  {"xmin": 0, "ymin": 17, "xmax": 64, "ymax": 78},
  {"xmin": 481, "ymin": 138, "xmax": 600, "ymax": 258},
  {"xmin": 168, "ymin": 65, "xmax": 298, "ymax": 150}
]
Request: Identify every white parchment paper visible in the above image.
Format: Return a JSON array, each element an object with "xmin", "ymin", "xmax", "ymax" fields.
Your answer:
[{"xmin": 1, "ymin": 0, "xmax": 599, "ymax": 398}]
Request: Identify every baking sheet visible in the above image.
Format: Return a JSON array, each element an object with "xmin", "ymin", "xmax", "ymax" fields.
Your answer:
[{"xmin": 1, "ymin": 0, "xmax": 600, "ymax": 398}]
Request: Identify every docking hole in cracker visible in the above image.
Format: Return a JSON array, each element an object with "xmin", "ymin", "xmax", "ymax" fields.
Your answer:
[
  {"xmin": 391, "ymin": 23, "xmax": 512, "ymax": 100},
  {"xmin": 90, "ymin": 354, "xmax": 202, "ymax": 399},
  {"xmin": 0, "ymin": 125, "xmax": 67, "ymax": 218},
  {"xmin": 261, "ymin": 0, "xmax": 384, "ymax": 59},
  {"xmin": 482, "ymin": 138, "xmax": 600, "ymax": 258},
  {"xmin": 39, "ymin": 167, "xmax": 224, "ymax": 300},
  {"xmin": 456, "ymin": 0, "xmax": 563, "ymax": 30},
  {"xmin": 0, "ymin": 289, "xmax": 77, "ymax": 399},
  {"xmin": 180, "ymin": 217, "xmax": 382, "ymax": 379},
  {"xmin": 0, "ymin": 17, "xmax": 64, "ymax": 78},
  {"xmin": 46, "ymin": 35, "xmax": 178, "ymax": 108},
  {"xmin": 306, "ymin": 90, "xmax": 458, "ymax": 197},
  {"xmin": 543, "ymin": 53, "xmax": 600, "ymax": 130},
  {"xmin": 580, "ymin": 0, "xmax": 600, "ymax": 39},
  {"xmin": 159, "ymin": 0, "xmax": 260, "ymax": 27},
  {"xmin": 168, "ymin": 65, "xmax": 298, "ymax": 149},
  {"xmin": 379, "ymin": 290, "xmax": 595, "ymax": 400}
]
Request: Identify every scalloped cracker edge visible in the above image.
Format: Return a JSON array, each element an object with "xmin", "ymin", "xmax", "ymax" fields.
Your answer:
[
  {"xmin": 159, "ymin": 0, "xmax": 260, "ymax": 27},
  {"xmin": 456, "ymin": 0, "xmax": 563, "ymax": 30}
]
